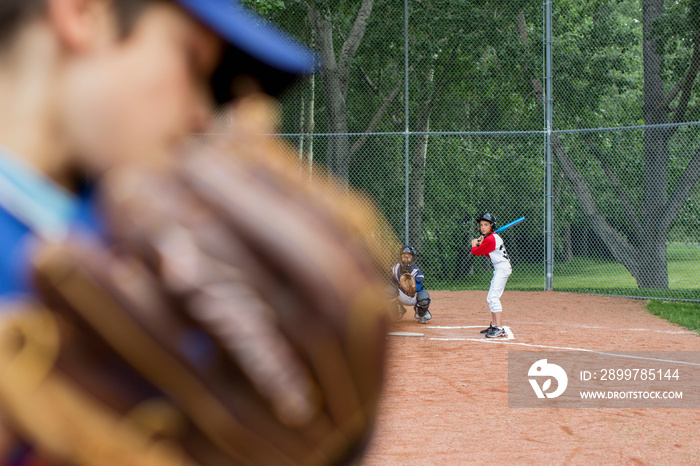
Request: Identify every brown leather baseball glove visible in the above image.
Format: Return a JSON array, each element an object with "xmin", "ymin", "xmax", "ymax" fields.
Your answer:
[
  {"xmin": 0, "ymin": 95, "xmax": 398, "ymax": 466},
  {"xmin": 399, "ymin": 273, "xmax": 417, "ymax": 298}
]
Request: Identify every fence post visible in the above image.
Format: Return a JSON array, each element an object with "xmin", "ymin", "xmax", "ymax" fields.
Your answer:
[
  {"xmin": 404, "ymin": 0, "xmax": 410, "ymax": 246},
  {"xmin": 545, "ymin": 0, "xmax": 554, "ymax": 290}
]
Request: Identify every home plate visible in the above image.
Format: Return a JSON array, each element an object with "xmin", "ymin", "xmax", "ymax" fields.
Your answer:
[{"xmin": 387, "ymin": 332, "xmax": 425, "ymax": 338}]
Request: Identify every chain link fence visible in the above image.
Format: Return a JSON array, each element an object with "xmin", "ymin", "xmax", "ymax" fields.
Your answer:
[{"xmin": 237, "ymin": 0, "xmax": 700, "ymax": 302}]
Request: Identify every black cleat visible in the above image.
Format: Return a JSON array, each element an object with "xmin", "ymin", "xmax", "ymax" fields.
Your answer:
[
  {"xmin": 480, "ymin": 324, "xmax": 495, "ymax": 334},
  {"xmin": 485, "ymin": 326, "xmax": 507, "ymax": 338},
  {"xmin": 414, "ymin": 306, "xmax": 431, "ymax": 322}
]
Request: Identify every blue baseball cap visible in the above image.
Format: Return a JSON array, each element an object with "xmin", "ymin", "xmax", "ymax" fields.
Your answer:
[{"xmin": 173, "ymin": 0, "xmax": 316, "ymax": 102}]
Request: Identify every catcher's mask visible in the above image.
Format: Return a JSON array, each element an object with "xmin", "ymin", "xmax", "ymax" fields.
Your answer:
[
  {"xmin": 400, "ymin": 245, "xmax": 416, "ymax": 272},
  {"xmin": 476, "ymin": 212, "xmax": 496, "ymax": 234}
]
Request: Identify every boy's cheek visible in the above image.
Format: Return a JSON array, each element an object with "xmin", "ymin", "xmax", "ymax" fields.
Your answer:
[
  {"xmin": 76, "ymin": 108, "xmax": 183, "ymax": 174},
  {"xmin": 65, "ymin": 57, "xmax": 196, "ymax": 173}
]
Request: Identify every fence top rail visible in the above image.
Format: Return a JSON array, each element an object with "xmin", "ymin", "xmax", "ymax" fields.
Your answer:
[
  {"xmin": 199, "ymin": 130, "xmax": 543, "ymax": 137},
  {"xmin": 552, "ymin": 120, "xmax": 700, "ymax": 134},
  {"xmin": 199, "ymin": 120, "xmax": 700, "ymax": 138}
]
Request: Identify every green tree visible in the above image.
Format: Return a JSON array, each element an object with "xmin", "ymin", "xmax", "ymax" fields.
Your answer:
[
  {"xmin": 250, "ymin": 0, "xmax": 700, "ymax": 292},
  {"xmin": 516, "ymin": 0, "xmax": 700, "ymax": 289}
]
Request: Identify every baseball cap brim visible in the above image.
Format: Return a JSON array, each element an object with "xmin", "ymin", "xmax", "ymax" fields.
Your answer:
[{"xmin": 174, "ymin": 0, "xmax": 316, "ymax": 102}]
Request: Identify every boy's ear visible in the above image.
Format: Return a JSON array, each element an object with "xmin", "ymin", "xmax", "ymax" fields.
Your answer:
[{"xmin": 47, "ymin": 0, "xmax": 115, "ymax": 52}]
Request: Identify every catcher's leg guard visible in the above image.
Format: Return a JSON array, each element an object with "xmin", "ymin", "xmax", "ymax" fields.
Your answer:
[
  {"xmin": 414, "ymin": 306, "xmax": 431, "ymax": 321},
  {"xmin": 413, "ymin": 290, "xmax": 431, "ymax": 322},
  {"xmin": 416, "ymin": 290, "xmax": 431, "ymax": 308}
]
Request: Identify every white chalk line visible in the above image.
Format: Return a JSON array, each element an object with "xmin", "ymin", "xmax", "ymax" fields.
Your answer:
[
  {"xmin": 426, "ymin": 323, "xmax": 695, "ymax": 335},
  {"xmin": 509, "ymin": 321, "xmax": 696, "ymax": 335},
  {"xmin": 397, "ymin": 325, "xmax": 516, "ymax": 339},
  {"xmin": 422, "ymin": 325, "xmax": 515, "ymax": 339},
  {"xmin": 428, "ymin": 326, "xmax": 492, "ymax": 329},
  {"xmin": 427, "ymin": 337, "xmax": 700, "ymax": 367}
]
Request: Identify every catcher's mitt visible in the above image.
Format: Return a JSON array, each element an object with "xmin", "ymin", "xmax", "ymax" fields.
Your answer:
[
  {"xmin": 0, "ymin": 95, "xmax": 398, "ymax": 465},
  {"xmin": 399, "ymin": 273, "xmax": 417, "ymax": 298}
]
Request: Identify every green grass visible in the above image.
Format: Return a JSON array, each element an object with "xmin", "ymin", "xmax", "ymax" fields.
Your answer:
[
  {"xmin": 646, "ymin": 300, "xmax": 700, "ymax": 335},
  {"xmin": 429, "ymin": 243, "xmax": 700, "ymax": 301},
  {"xmin": 667, "ymin": 242, "xmax": 700, "ymax": 261}
]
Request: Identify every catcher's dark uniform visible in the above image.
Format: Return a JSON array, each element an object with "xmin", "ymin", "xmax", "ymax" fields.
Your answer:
[
  {"xmin": 390, "ymin": 263, "xmax": 425, "ymax": 303},
  {"xmin": 389, "ymin": 263, "xmax": 432, "ymax": 323}
]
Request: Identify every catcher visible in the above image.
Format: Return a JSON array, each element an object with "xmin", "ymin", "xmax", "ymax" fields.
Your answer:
[
  {"xmin": 0, "ymin": 0, "xmax": 395, "ymax": 465},
  {"xmin": 388, "ymin": 246, "xmax": 432, "ymax": 324}
]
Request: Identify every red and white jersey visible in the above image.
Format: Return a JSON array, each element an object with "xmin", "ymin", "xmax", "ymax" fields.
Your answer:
[{"xmin": 471, "ymin": 233, "xmax": 511, "ymax": 270}]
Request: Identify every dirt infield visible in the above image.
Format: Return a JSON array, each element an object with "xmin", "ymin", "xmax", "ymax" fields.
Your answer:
[{"xmin": 364, "ymin": 291, "xmax": 700, "ymax": 465}]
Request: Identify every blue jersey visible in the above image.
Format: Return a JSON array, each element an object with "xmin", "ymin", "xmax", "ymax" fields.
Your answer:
[
  {"xmin": 391, "ymin": 263, "xmax": 425, "ymax": 292},
  {"xmin": 0, "ymin": 150, "xmax": 104, "ymax": 301}
]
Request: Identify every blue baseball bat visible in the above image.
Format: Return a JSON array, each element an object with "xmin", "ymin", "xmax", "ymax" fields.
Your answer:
[{"xmin": 494, "ymin": 216, "xmax": 525, "ymax": 233}]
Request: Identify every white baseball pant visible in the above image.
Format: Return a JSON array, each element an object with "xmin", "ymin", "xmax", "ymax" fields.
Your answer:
[
  {"xmin": 486, "ymin": 266, "xmax": 512, "ymax": 313},
  {"xmin": 397, "ymin": 290, "xmax": 417, "ymax": 306}
]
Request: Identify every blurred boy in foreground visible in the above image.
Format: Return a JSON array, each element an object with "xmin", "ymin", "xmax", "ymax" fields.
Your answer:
[{"xmin": 0, "ymin": 1, "xmax": 396, "ymax": 465}]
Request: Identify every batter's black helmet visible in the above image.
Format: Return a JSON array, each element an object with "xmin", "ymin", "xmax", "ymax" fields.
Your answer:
[{"xmin": 476, "ymin": 213, "xmax": 496, "ymax": 230}]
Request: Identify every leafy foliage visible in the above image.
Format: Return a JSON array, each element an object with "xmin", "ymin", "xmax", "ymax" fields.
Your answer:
[{"xmin": 241, "ymin": 0, "xmax": 700, "ymax": 298}]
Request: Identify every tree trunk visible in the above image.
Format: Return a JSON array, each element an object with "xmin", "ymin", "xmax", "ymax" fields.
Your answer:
[
  {"xmin": 517, "ymin": 5, "xmax": 700, "ymax": 289},
  {"xmin": 298, "ymin": 90, "xmax": 305, "ymax": 157},
  {"xmin": 638, "ymin": 0, "xmax": 670, "ymax": 288},
  {"xmin": 299, "ymin": 73, "xmax": 315, "ymax": 173},
  {"xmin": 307, "ymin": 0, "xmax": 374, "ymax": 185},
  {"xmin": 551, "ymin": 136, "xmax": 640, "ymax": 280},
  {"xmin": 320, "ymin": 69, "xmax": 349, "ymax": 181},
  {"xmin": 409, "ymin": 112, "xmax": 430, "ymax": 253},
  {"xmin": 298, "ymin": 26, "xmax": 315, "ymax": 175},
  {"xmin": 310, "ymin": 9, "xmax": 349, "ymax": 184},
  {"xmin": 637, "ymin": 232, "xmax": 669, "ymax": 289},
  {"xmin": 407, "ymin": 55, "xmax": 439, "ymax": 252},
  {"xmin": 637, "ymin": 128, "xmax": 671, "ymax": 288}
]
